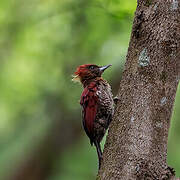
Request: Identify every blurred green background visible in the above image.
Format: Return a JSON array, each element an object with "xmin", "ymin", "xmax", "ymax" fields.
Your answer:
[{"xmin": 0, "ymin": 0, "xmax": 179, "ymax": 179}]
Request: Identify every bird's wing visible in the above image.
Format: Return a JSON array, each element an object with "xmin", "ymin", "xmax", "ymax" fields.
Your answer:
[{"xmin": 80, "ymin": 82, "xmax": 98, "ymax": 144}]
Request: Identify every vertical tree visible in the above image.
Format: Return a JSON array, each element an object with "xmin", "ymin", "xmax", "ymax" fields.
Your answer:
[{"xmin": 98, "ymin": 0, "xmax": 180, "ymax": 179}]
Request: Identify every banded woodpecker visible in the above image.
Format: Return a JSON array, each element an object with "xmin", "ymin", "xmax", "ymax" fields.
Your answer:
[{"xmin": 73, "ymin": 64, "xmax": 114, "ymax": 169}]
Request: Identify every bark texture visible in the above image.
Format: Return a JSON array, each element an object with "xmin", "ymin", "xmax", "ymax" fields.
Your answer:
[{"xmin": 98, "ymin": 0, "xmax": 180, "ymax": 179}]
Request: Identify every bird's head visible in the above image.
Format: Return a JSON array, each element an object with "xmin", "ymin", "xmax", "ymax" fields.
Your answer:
[{"xmin": 72, "ymin": 64, "xmax": 112, "ymax": 83}]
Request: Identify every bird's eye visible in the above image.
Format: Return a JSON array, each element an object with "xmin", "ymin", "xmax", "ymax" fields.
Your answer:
[{"xmin": 89, "ymin": 66, "xmax": 94, "ymax": 70}]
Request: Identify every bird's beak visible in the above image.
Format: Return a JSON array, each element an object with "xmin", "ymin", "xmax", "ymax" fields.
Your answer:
[
  {"xmin": 99, "ymin": 64, "xmax": 112, "ymax": 72},
  {"xmin": 72, "ymin": 75, "xmax": 81, "ymax": 83}
]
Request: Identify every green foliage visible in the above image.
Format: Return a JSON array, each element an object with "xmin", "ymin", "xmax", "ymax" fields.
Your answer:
[
  {"xmin": 168, "ymin": 85, "xmax": 180, "ymax": 177},
  {"xmin": 0, "ymin": 0, "xmax": 179, "ymax": 179}
]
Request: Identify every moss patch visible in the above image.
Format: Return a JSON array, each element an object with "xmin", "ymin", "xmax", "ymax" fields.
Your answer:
[{"xmin": 145, "ymin": 0, "xmax": 152, "ymax": 7}]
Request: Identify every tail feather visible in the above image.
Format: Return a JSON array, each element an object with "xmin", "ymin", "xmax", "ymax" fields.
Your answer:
[{"xmin": 94, "ymin": 140, "xmax": 102, "ymax": 170}]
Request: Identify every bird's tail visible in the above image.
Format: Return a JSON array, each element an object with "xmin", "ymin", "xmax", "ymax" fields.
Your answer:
[{"xmin": 94, "ymin": 140, "xmax": 102, "ymax": 170}]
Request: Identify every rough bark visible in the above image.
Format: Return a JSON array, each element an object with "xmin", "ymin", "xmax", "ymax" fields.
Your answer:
[{"xmin": 98, "ymin": 0, "xmax": 180, "ymax": 179}]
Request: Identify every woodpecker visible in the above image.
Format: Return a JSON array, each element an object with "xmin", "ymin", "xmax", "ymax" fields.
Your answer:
[{"xmin": 73, "ymin": 64, "xmax": 114, "ymax": 169}]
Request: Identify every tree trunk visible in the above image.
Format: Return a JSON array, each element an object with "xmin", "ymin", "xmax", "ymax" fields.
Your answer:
[{"xmin": 98, "ymin": 0, "xmax": 180, "ymax": 179}]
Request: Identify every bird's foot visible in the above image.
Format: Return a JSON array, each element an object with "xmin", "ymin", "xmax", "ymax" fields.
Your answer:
[{"xmin": 113, "ymin": 96, "xmax": 119, "ymax": 105}]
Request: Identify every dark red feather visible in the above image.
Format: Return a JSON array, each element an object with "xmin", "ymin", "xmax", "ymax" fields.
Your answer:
[{"xmin": 80, "ymin": 82, "xmax": 98, "ymax": 141}]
